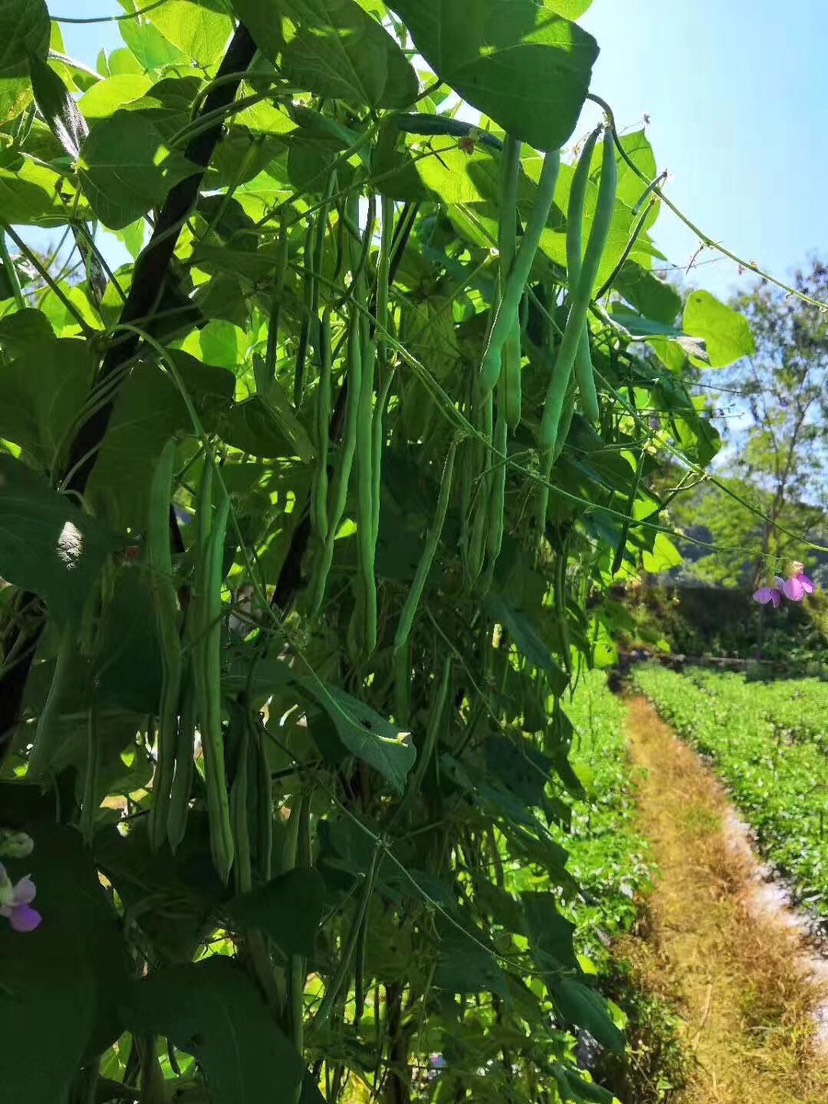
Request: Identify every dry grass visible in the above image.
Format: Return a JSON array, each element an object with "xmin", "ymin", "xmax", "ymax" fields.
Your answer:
[{"xmin": 624, "ymin": 695, "xmax": 828, "ymax": 1104}]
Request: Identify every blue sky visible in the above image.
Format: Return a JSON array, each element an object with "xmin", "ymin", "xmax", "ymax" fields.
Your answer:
[{"xmin": 52, "ymin": 0, "xmax": 827, "ymax": 302}]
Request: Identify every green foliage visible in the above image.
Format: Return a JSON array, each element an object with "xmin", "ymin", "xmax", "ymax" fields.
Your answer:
[{"xmin": 0, "ymin": 3, "xmax": 743, "ymax": 1102}]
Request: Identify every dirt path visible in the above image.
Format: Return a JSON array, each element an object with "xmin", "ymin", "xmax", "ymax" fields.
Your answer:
[{"xmin": 623, "ymin": 696, "xmax": 828, "ymax": 1104}]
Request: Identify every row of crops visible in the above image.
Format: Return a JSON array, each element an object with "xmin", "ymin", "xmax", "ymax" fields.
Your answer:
[{"xmin": 633, "ymin": 667, "xmax": 828, "ymax": 916}]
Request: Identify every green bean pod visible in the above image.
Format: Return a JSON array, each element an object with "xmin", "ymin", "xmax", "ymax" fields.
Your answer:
[
  {"xmin": 192, "ymin": 464, "xmax": 234, "ymax": 882},
  {"xmin": 166, "ymin": 661, "xmax": 196, "ymax": 851},
  {"xmin": 253, "ymin": 725, "xmax": 273, "ymax": 881},
  {"xmin": 539, "ymin": 127, "xmax": 617, "ymax": 459},
  {"xmin": 230, "ymin": 715, "xmax": 252, "ymax": 894},
  {"xmin": 307, "ymin": 304, "xmax": 362, "ymax": 616},
  {"xmin": 486, "ymin": 406, "xmax": 508, "ymax": 564},
  {"xmin": 499, "ymin": 136, "xmax": 524, "ymax": 430},
  {"xmin": 27, "ymin": 622, "xmax": 75, "ymax": 779},
  {"xmin": 80, "ymin": 701, "xmax": 99, "ymax": 847},
  {"xmin": 371, "ymin": 198, "xmax": 395, "ymax": 546},
  {"xmin": 147, "ymin": 439, "xmax": 184, "ymax": 851},
  {"xmin": 356, "ymin": 303, "xmax": 378, "ymax": 653},
  {"xmin": 311, "ymin": 306, "xmax": 333, "ymax": 544},
  {"xmin": 479, "ymin": 149, "xmax": 561, "ymax": 395},
  {"xmin": 394, "ymin": 436, "xmax": 458, "ymax": 652}
]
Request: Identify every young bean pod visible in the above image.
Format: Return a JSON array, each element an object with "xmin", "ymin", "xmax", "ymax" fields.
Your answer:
[
  {"xmin": 147, "ymin": 439, "xmax": 184, "ymax": 851},
  {"xmin": 394, "ymin": 436, "xmax": 459, "ymax": 652},
  {"xmin": 192, "ymin": 463, "xmax": 234, "ymax": 882},
  {"xmin": 537, "ymin": 127, "xmax": 617, "ymax": 489},
  {"xmin": 479, "ymin": 149, "xmax": 561, "ymax": 395},
  {"xmin": 166, "ymin": 662, "xmax": 196, "ymax": 851}
]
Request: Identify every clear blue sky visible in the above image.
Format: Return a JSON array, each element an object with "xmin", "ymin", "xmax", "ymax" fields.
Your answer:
[{"xmin": 53, "ymin": 0, "xmax": 828, "ymax": 302}]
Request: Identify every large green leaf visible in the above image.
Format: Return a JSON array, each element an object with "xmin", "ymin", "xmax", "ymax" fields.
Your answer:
[
  {"xmin": 87, "ymin": 354, "xmax": 235, "ymax": 528},
  {"xmin": 0, "ymin": 337, "xmax": 95, "ymax": 466},
  {"xmin": 683, "ymin": 289, "xmax": 756, "ymax": 368},
  {"xmin": 0, "ymin": 823, "xmax": 129, "ymax": 1104},
  {"xmin": 0, "ymin": 0, "xmax": 49, "ymax": 79},
  {"xmin": 232, "ymin": 0, "xmax": 419, "ymax": 108},
  {"xmin": 433, "ymin": 918, "xmax": 508, "ymax": 995},
  {"xmin": 550, "ymin": 976, "xmax": 625, "ymax": 1053},
  {"xmin": 302, "ymin": 679, "xmax": 416, "ymax": 792},
  {"xmin": 226, "ymin": 868, "xmax": 327, "ymax": 956},
  {"xmin": 148, "ymin": 0, "xmax": 233, "ymax": 66},
  {"xmin": 0, "ymin": 160, "xmax": 78, "ymax": 224},
  {"xmin": 386, "ymin": 0, "xmax": 598, "ymax": 151},
  {"xmin": 543, "ymin": 0, "xmax": 593, "ymax": 16},
  {"xmin": 28, "ymin": 52, "xmax": 88, "ymax": 161},
  {"xmin": 0, "ymin": 455, "xmax": 115, "ymax": 626},
  {"xmin": 614, "ymin": 260, "xmax": 682, "ymax": 326},
  {"xmin": 79, "ymin": 110, "xmax": 196, "ymax": 229},
  {"xmin": 123, "ymin": 956, "xmax": 307, "ymax": 1104}
]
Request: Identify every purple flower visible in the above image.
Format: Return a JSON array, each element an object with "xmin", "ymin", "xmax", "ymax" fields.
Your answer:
[
  {"xmin": 0, "ymin": 863, "xmax": 41, "ymax": 932},
  {"xmin": 428, "ymin": 1054, "xmax": 447, "ymax": 1082},
  {"xmin": 753, "ymin": 578, "xmax": 785, "ymax": 607},
  {"xmin": 781, "ymin": 561, "xmax": 816, "ymax": 602}
]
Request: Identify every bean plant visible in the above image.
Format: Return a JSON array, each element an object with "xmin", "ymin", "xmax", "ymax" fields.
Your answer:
[{"xmin": 0, "ymin": 1, "xmax": 756, "ymax": 1102}]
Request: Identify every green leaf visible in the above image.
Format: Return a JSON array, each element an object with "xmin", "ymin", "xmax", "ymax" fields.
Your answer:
[
  {"xmin": 78, "ymin": 73, "xmax": 154, "ymax": 121},
  {"xmin": 220, "ymin": 395, "xmax": 314, "ymax": 461},
  {"xmin": 615, "ymin": 129, "xmax": 657, "ymax": 211},
  {"xmin": 123, "ymin": 956, "xmax": 307, "ymax": 1104},
  {"xmin": 0, "ymin": 455, "xmax": 115, "ymax": 626},
  {"xmin": 550, "ymin": 976, "xmax": 625, "ymax": 1053},
  {"xmin": 87, "ymin": 354, "xmax": 235, "ymax": 529},
  {"xmin": 642, "ymin": 531, "xmax": 683, "ymax": 575},
  {"xmin": 386, "ymin": 0, "xmax": 598, "ymax": 151},
  {"xmin": 614, "ymin": 261, "xmax": 682, "ymax": 325},
  {"xmin": 226, "ymin": 868, "xmax": 327, "ymax": 955},
  {"xmin": 28, "ymin": 52, "xmax": 88, "ymax": 161},
  {"xmin": 120, "ymin": 16, "xmax": 186, "ymax": 70},
  {"xmin": 434, "ymin": 919, "xmax": 508, "ymax": 995},
  {"xmin": 148, "ymin": 0, "xmax": 233, "ymax": 66},
  {"xmin": 0, "ymin": 159, "xmax": 79, "ymax": 225},
  {"xmin": 683, "ymin": 290, "xmax": 756, "ymax": 368},
  {"xmin": 543, "ymin": 0, "xmax": 593, "ymax": 16},
  {"xmin": 232, "ymin": 0, "xmax": 419, "ymax": 108},
  {"xmin": 79, "ymin": 110, "xmax": 196, "ymax": 229},
  {"xmin": 487, "ymin": 593, "xmax": 558, "ymax": 676},
  {"xmin": 0, "ymin": 823, "xmax": 129, "ymax": 1104},
  {"xmin": 302, "ymin": 679, "xmax": 416, "ymax": 792},
  {"xmin": 0, "ymin": 0, "xmax": 49, "ymax": 79},
  {"xmin": 0, "ymin": 337, "xmax": 95, "ymax": 465},
  {"xmin": 522, "ymin": 892, "xmax": 579, "ymax": 971}
]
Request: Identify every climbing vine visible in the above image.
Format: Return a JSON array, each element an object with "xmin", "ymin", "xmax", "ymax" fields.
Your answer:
[{"xmin": 0, "ymin": 2, "xmax": 758, "ymax": 1102}]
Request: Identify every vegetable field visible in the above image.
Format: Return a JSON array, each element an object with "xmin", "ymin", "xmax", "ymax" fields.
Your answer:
[{"xmin": 634, "ymin": 667, "xmax": 828, "ymax": 919}]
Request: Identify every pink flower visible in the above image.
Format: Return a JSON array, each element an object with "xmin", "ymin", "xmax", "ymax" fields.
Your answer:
[
  {"xmin": 781, "ymin": 561, "xmax": 816, "ymax": 602},
  {"xmin": 0, "ymin": 863, "xmax": 41, "ymax": 932},
  {"xmin": 753, "ymin": 578, "xmax": 785, "ymax": 607}
]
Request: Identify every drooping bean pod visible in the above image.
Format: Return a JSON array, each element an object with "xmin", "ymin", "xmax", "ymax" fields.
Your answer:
[
  {"xmin": 191, "ymin": 459, "xmax": 234, "ymax": 882},
  {"xmin": 147, "ymin": 439, "xmax": 184, "ymax": 851},
  {"xmin": 537, "ymin": 127, "xmax": 618, "ymax": 533},
  {"xmin": 479, "ymin": 148, "xmax": 561, "ymax": 395},
  {"xmin": 394, "ymin": 436, "xmax": 459, "ymax": 652}
]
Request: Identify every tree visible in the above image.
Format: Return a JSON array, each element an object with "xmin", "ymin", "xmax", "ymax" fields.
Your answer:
[{"xmin": 723, "ymin": 260, "xmax": 828, "ymax": 586}]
